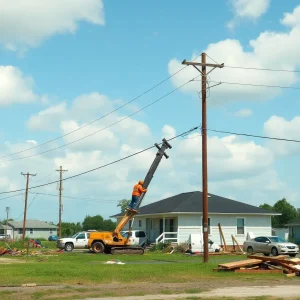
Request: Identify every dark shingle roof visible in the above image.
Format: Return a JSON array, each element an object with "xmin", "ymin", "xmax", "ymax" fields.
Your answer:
[
  {"xmin": 285, "ymin": 219, "xmax": 300, "ymax": 226},
  {"xmin": 111, "ymin": 191, "xmax": 280, "ymax": 217}
]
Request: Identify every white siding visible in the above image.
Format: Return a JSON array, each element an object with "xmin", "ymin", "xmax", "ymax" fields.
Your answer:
[
  {"xmin": 13, "ymin": 228, "xmax": 58, "ymax": 240},
  {"xmin": 116, "ymin": 217, "xmax": 146, "ymax": 232},
  {"xmin": 178, "ymin": 214, "xmax": 272, "ymax": 245}
]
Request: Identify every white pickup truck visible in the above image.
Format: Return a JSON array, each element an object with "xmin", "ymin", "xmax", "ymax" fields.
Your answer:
[{"xmin": 57, "ymin": 231, "xmax": 90, "ymax": 252}]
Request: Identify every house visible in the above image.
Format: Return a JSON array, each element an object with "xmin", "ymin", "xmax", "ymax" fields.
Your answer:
[
  {"xmin": 8, "ymin": 220, "xmax": 58, "ymax": 240},
  {"xmin": 0, "ymin": 223, "xmax": 13, "ymax": 237},
  {"xmin": 285, "ymin": 219, "xmax": 300, "ymax": 244},
  {"xmin": 111, "ymin": 191, "xmax": 280, "ymax": 246}
]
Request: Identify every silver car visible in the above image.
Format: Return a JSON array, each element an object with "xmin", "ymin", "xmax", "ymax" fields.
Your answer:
[{"xmin": 243, "ymin": 236, "xmax": 299, "ymax": 257}]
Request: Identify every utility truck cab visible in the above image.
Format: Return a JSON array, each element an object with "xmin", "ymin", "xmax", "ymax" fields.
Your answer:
[{"xmin": 186, "ymin": 233, "xmax": 221, "ymax": 254}]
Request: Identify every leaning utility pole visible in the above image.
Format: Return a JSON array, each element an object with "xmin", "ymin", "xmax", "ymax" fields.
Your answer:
[
  {"xmin": 182, "ymin": 53, "xmax": 223, "ymax": 262},
  {"xmin": 21, "ymin": 172, "xmax": 37, "ymax": 245},
  {"xmin": 56, "ymin": 166, "xmax": 68, "ymax": 238},
  {"xmin": 5, "ymin": 207, "xmax": 10, "ymax": 241}
]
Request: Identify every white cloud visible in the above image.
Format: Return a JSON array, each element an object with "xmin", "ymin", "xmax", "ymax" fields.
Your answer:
[
  {"xmin": 162, "ymin": 125, "xmax": 176, "ymax": 139},
  {"xmin": 281, "ymin": 5, "xmax": 300, "ymax": 28},
  {"xmin": 0, "ymin": 0, "xmax": 104, "ymax": 51},
  {"xmin": 27, "ymin": 103, "xmax": 67, "ymax": 131},
  {"xmin": 0, "ymin": 66, "xmax": 38, "ymax": 105},
  {"xmin": 227, "ymin": 0, "xmax": 270, "ymax": 29},
  {"xmin": 169, "ymin": 7, "xmax": 300, "ymax": 105},
  {"xmin": 234, "ymin": 108, "xmax": 253, "ymax": 117},
  {"xmin": 263, "ymin": 115, "xmax": 300, "ymax": 156}
]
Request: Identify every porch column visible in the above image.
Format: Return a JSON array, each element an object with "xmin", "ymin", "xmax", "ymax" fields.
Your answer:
[{"xmin": 163, "ymin": 216, "xmax": 165, "ymax": 233}]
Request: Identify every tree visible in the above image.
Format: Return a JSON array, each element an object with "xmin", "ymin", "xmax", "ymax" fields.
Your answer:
[
  {"xmin": 82, "ymin": 215, "xmax": 104, "ymax": 231},
  {"xmin": 61, "ymin": 222, "xmax": 82, "ymax": 237},
  {"xmin": 260, "ymin": 198, "xmax": 297, "ymax": 228},
  {"xmin": 102, "ymin": 219, "xmax": 116, "ymax": 231},
  {"xmin": 117, "ymin": 199, "xmax": 131, "ymax": 213}
]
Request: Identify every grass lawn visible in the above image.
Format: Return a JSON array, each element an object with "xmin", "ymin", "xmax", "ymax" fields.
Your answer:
[
  {"xmin": 0, "ymin": 252, "xmax": 298, "ymax": 300},
  {"xmin": 0, "ymin": 252, "xmax": 288, "ymax": 286}
]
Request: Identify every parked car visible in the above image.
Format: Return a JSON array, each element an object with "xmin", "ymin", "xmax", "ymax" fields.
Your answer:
[
  {"xmin": 120, "ymin": 230, "xmax": 147, "ymax": 247},
  {"xmin": 57, "ymin": 232, "xmax": 90, "ymax": 251},
  {"xmin": 243, "ymin": 236, "xmax": 299, "ymax": 257},
  {"xmin": 48, "ymin": 235, "xmax": 58, "ymax": 241},
  {"xmin": 186, "ymin": 233, "xmax": 221, "ymax": 254}
]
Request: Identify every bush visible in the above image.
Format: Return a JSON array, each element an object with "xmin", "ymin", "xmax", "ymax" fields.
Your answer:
[
  {"xmin": 148, "ymin": 241, "xmax": 171, "ymax": 252},
  {"xmin": 173, "ymin": 243, "xmax": 189, "ymax": 253}
]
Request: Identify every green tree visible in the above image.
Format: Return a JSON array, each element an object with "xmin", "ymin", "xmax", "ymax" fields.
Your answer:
[
  {"xmin": 82, "ymin": 215, "xmax": 104, "ymax": 231},
  {"xmin": 117, "ymin": 199, "xmax": 131, "ymax": 213},
  {"xmin": 61, "ymin": 222, "xmax": 82, "ymax": 237},
  {"xmin": 102, "ymin": 219, "xmax": 116, "ymax": 231},
  {"xmin": 260, "ymin": 199, "xmax": 298, "ymax": 228}
]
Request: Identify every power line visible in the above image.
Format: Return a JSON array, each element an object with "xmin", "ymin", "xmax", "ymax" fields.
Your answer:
[
  {"xmin": 0, "ymin": 74, "xmax": 201, "ymax": 163},
  {"xmin": 224, "ymin": 65, "xmax": 300, "ymax": 73},
  {"xmin": 15, "ymin": 194, "xmax": 37, "ymax": 221},
  {"xmin": 0, "ymin": 193, "xmax": 24, "ymax": 201},
  {"xmin": 206, "ymin": 129, "xmax": 300, "ymax": 143},
  {"xmin": 0, "ymin": 53, "xmax": 203, "ymax": 161},
  {"xmin": 0, "ymin": 126, "xmax": 200, "ymax": 195},
  {"xmin": 192, "ymin": 79, "xmax": 300, "ymax": 90}
]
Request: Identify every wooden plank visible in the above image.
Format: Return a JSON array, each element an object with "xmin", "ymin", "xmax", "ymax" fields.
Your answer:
[
  {"xmin": 231, "ymin": 234, "xmax": 244, "ymax": 252},
  {"xmin": 218, "ymin": 259, "xmax": 262, "ymax": 269},
  {"xmin": 235, "ymin": 269, "xmax": 282, "ymax": 274},
  {"xmin": 289, "ymin": 258, "xmax": 300, "ymax": 263},
  {"xmin": 218, "ymin": 223, "xmax": 227, "ymax": 251},
  {"xmin": 248, "ymin": 255, "xmax": 299, "ymax": 265},
  {"xmin": 286, "ymin": 273, "xmax": 296, "ymax": 277}
]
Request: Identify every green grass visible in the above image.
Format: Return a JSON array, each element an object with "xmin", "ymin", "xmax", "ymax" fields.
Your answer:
[{"xmin": 0, "ymin": 252, "xmax": 284, "ymax": 286}]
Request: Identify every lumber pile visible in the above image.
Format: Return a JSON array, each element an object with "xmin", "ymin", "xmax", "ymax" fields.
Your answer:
[
  {"xmin": 0, "ymin": 247, "xmax": 64, "ymax": 256},
  {"xmin": 215, "ymin": 255, "xmax": 300, "ymax": 277}
]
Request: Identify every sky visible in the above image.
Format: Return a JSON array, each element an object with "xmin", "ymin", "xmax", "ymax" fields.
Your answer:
[{"xmin": 1, "ymin": 0, "xmax": 300, "ymax": 224}]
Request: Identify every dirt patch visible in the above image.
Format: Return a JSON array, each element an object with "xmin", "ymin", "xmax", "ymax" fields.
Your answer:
[
  {"xmin": 0, "ymin": 279, "xmax": 299, "ymax": 299},
  {"xmin": 0, "ymin": 258, "xmax": 25, "ymax": 264}
]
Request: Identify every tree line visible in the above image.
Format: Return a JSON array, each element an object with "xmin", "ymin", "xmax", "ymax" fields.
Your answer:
[{"xmin": 260, "ymin": 198, "xmax": 300, "ymax": 228}]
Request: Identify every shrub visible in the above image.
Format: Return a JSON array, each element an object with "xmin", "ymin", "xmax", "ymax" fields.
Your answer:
[
  {"xmin": 173, "ymin": 243, "xmax": 189, "ymax": 253},
  {"xmin": 148, "ymin": 241, "xmax": 171, "ymax": 252}
]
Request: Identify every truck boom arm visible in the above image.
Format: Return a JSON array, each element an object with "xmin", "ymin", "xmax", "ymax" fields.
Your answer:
[{"xmin": 113, "ymin": 138, "xmax": 172, "ymax": 235}]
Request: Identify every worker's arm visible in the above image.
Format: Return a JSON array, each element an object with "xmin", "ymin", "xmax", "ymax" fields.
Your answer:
[{"xmin": 138, "ymin": 185, "xmax": 147, "ymax": 193}]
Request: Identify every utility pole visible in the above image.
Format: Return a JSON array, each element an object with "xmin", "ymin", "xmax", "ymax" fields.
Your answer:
[
  {"xmin": 5, "ymin": 207, "xmax": 10, "ymax": 241},
  {"xmin": 182, "ymin": 53, "xmax": 223, "ymax": 262},
  {"xmin": 56, "ymin": 166, "xmax": 68, "ymax": 238},
  {"xmin": 21, "ymin": 172, "xmax": 36, "ymax": 245}
]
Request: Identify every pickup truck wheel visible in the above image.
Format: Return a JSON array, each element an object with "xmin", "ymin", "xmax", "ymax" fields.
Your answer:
[
  {"xmin": 247, "ymin": 246, "xmax": 253, "ymax": 254},
  {"xmin": 271, "ymin": 247, "xmax": 278, "ymax": 256},
  {"xmin": 64, "ymin": 243, "xmax": 74, "ymax": 252},
  {"xmin": 92, "ymin": 242, "xmax": 105, "ymax": 254}
]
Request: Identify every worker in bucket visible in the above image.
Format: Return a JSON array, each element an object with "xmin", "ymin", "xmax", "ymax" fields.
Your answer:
[{"xmin": 128, "ymin": 180, "xmax": 147, "ymax": 211}]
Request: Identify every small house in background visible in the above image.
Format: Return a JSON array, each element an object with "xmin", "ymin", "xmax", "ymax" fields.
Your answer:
[
  {"xmin": 285, "ymin": 219, "xmax": 300, "ymax": 244},
  {"xmin": 0, "ymin": 223, "xmax": 13, "ymax": 237},
  {"xmin": 8, "ymin": 220, "xmax": 58, "ymax": 240},
  {"xmin": 272, "ymin": 228, "xmax": 289, "ymax": 241},
  {"xmin": 111, "ymin": 191, "xmax": 280, "ymax": 246}
]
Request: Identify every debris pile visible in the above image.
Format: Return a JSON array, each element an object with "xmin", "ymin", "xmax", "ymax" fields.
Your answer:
[
  {"xmin": 215, "ymin": 255, "xmax": 300, "ymax": 277},
  {"xmin": 0, "ymin": 247, "xmax": 64, "ymax": 256}
]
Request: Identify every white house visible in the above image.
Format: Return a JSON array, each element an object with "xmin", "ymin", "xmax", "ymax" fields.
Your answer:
[
  {"xmin": 8, "ymin": 220, "xmax": 58, "ymax": 240},
  {"xmin": 0, "ymin": 223, "xmax": 13, "ymax": 237},
  {"xmin": 112, "ymin": 191, "xmax": 280, "ymax": 246}
]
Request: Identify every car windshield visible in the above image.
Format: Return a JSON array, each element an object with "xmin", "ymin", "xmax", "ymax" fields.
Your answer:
[
  {"xmin": 120, "ymin": 232, "xmax": 128, "ymax": 238},
  {"xmin": 269, "ymin": 236, "xmax": 286, "ymax": 243},
  {"xmin": 71, "ymin": 233, "xmax": 79, "ymax": 238}
]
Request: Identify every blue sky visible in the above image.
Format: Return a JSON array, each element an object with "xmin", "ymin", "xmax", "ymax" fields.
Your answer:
[{"xmin": 1, "ymin": 0, "xmax": 300, "ymax": 224}]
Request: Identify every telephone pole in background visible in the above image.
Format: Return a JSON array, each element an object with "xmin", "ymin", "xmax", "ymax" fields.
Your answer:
[
  {"xmin": 5, "ymin": 207, "xmax": 10, "ymax": 240},
  {"xmin": 182, "ymin": 53, "xmax": 223, "ymax": 262},
  {"xmin": 21, "ymin": 172, "xmax": 36, "ymax": 245},
  {"xmin": 56, "ymin": 166, "xmax": 68, "ymax": 238}
]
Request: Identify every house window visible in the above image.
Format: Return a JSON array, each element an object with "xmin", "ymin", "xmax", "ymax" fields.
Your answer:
[
  {"xmin": 237, "ymin": 218, "xmax": 245, "ymax": 235},
  {"xmin": 202, "ymin": 217, "xmax": 211, "ymax": 234},
  {"xmin": 18, "ymin": 229, "xmax": 22, "ymax": 234},
  {"xmin": 138, "ymin": 220, "xmax": 142, "ymax": 227},
  {"xmin": 29, "ymin": 229, "xmax": 33, "ymax": 234}
]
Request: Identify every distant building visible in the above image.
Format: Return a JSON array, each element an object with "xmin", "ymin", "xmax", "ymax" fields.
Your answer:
[
  {"xmin": 285, "ymin": 219, "xmax": 300, "ymax": 244},
  {"xmin": 0, "ymin": 223, "xmax": 13, "ymax": 237},
  {"xmin": 8, "ymin": 220, "xmax": 58, "ymax": 240}
]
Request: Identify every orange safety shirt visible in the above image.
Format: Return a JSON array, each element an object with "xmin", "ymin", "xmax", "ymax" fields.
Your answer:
[{"xmin": 132, "ymin": 183, "xmax": 146, "ymax": 197}]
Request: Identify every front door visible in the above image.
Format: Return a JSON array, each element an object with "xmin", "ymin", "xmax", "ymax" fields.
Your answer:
[{"xmin": 75, "ymin": 233, "xmax": 88, "ymax": 248}]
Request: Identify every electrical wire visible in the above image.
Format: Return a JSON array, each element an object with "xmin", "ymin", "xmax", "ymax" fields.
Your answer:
[
  {"xmin": 0, "ymin": 125, "xmax": 200, "ymax": 195},
  {"xmin": 14, "ymin": 194, "xmax": 37, "ymax": 220},
  {"xmin": 0, "ymin": 53, "xmax": 203, "ymax": 160},
  {"xmin": 192, "ymin": 79, "xmax": 300, "ymax": 90},
  {"xmin": 224, "ymin": 65, "xmax": 300, "ymax": 73},
  {"xmin": 0, "ymin": 74, "xmax": 202, "ymax": 163},
  {"xmin": 0, "ymin": 193, "xmax": 24, "ymax": 201}
]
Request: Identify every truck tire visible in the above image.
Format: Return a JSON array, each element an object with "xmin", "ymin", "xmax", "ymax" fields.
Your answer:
[
  {"xmin": 92, "ymin": 242, "xmax": 105, "ymax": 254},
  {"xmin": 65, "ymin": 243, "xmax": 74, "ymax": 252}
]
